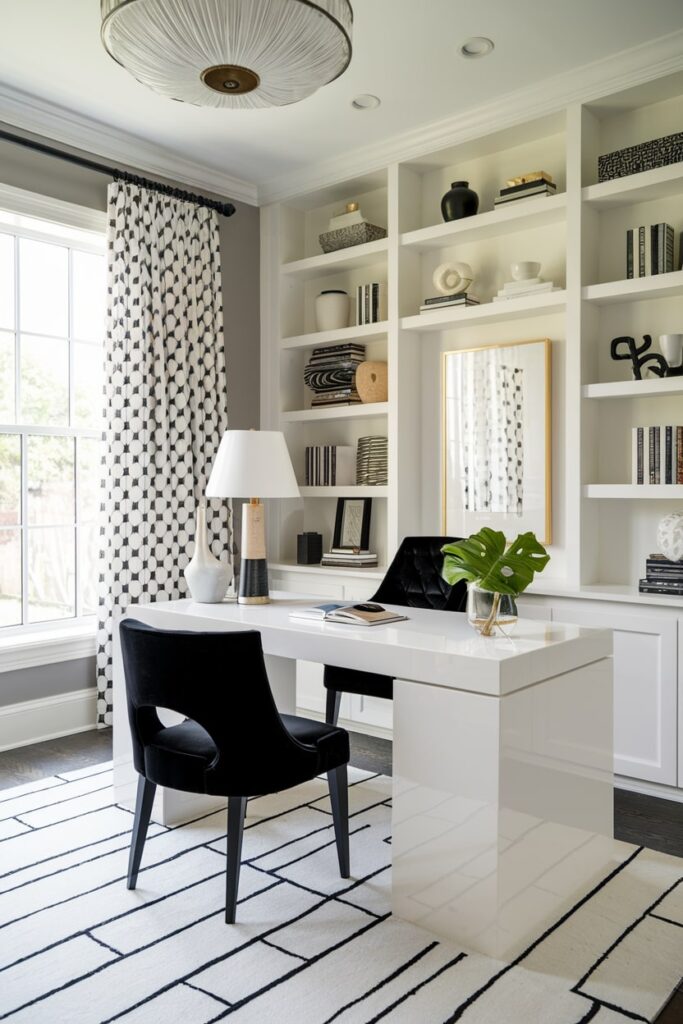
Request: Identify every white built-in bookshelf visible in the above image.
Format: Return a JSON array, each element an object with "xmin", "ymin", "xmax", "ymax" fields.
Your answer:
[{"xmin": 260, "ymin": 71, "xmax": 683, "ymax": 603}]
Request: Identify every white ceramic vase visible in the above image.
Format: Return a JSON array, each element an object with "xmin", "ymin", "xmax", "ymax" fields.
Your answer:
[
  {"xmin": 659, "ymin": 334, "xmax": 683, "ymax": 368},
  {"xmin": 184, "ymin": 501, "xmax": 230, "ymax": 602},
  {"xmin": 315, "ymin": 290, "xmax": 349, "ymax": 331},
  {"xmin": 657, "ymin": 512, "xmax": 683, "ymax": 563}
]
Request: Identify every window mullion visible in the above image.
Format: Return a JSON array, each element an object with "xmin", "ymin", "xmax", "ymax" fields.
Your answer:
[{"xmin": 20, "ymin": 433, "xmax": 28, "ymax": 626}]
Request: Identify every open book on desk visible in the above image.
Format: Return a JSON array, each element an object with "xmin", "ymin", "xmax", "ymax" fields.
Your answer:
[{"xmin": 289, "ymin": 602, "xmax": 408, "ymax": 627}]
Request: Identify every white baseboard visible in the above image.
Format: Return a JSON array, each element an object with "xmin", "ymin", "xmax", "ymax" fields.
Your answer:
[
  {"xmin": 0, "ymin": 688, "xmax": 97, "ymax": 752},
  {"xmin": 615, "ymin": 774, "xmax": 683, "ymax": 804}
]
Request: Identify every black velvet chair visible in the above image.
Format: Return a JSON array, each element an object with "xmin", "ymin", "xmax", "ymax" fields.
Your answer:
[
  {"xmin": 324, "ymin": 536, "xmax": 467, "ymax": 725},
  {"xmin": 119, "ymin": 618, "xmax": 351, "ymax": 923}
]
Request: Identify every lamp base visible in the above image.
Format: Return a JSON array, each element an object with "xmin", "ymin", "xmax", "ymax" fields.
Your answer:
[
  {"xmin": 239, "ymin": 559, "xmax": 270, "ymax": 604},
  {"xmin": 238, "ymin": 501, "xmax": 269, "ymax": 604}
]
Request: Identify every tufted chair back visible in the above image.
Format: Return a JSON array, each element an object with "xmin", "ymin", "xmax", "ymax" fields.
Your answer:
[{"xmin": 371, "ymin": 536, "xmax": 467, "ymax": 612}]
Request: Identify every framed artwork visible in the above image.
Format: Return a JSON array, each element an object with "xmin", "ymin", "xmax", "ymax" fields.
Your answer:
[
  {"xmin": 333, "ymin": 497, "xmax": 372, "ymax": 550},
  {"xmin": 442, "ymin": 338, "xmax": 551, "ymax": 543}
]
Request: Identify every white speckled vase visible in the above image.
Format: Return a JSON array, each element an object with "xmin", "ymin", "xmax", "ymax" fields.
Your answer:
[
  {"xmin": 657, "ymin": 511, "xmax": 683, "ymax": 562},
  {"xmin": 184, "ymin": 502, "xmax": 230, "ymax": 602}
]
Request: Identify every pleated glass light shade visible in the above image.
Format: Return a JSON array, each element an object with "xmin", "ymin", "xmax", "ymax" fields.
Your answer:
[{"xmin": 101, "ymin": 0, "xmax": 353, "ymax": 108}]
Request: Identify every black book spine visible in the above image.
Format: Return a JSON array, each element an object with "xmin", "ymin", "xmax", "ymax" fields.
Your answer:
[
  {"xmin": 637, "ymin": 426, "xmax": 644, "ymax": 485},
  {"xmin": 651, "ymin": 224, "xmax": 658, "ymax": 275},
  {"xmin": 626, "ymin": 228, "xmax": 634, "ymax": 279},
  {"xmin": 666, "ymin": 425, "xmax": 673, "ymax": 484},
  {"xmin": 654, "ymin": 427, "xmax": 661, "ymax": 484},
  {"xmin": 648, "ymin": 426, "xmax": 656, "ymax": 484},
  {"xmin": 639, "ymin": 226, "xmax": 646, "ymax": 277}
]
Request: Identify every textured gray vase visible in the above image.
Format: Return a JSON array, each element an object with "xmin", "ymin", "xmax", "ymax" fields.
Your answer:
[{"xmin": 184, "ymin": 502, "xmax": 230, "ymax": 602}]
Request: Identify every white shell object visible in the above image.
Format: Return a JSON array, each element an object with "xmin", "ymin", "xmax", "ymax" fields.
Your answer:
[
  {"xmin": 432, "ymin": 261, "xmax": 474, "ymax": 296},
  {"xmin": 656, "ymin": 511, "xmax": 683, "ymax": 562}
]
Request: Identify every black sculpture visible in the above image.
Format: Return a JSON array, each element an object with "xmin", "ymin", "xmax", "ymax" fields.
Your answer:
[{"xmin": 609, "ymin": 334, "xmax": 677, "ymax": 380}]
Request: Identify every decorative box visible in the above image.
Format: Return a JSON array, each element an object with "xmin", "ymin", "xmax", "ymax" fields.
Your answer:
[
  {"xmin": 297, "ymin": 532, "xmax": 323, "ymax": 565},
  {"xmin": 318, "ymin": 222, "xmax": 387, "ymax": 253},
  {"xmin": 598, "ymin": 132, "xmax": 683, "ymax": 182}
]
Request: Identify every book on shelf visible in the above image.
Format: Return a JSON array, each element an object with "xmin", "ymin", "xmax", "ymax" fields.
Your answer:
[
  {"xmin": 323, "ymin": 549, "xmax": 378, "ymax": 564},
  {"xmin": 626, "ymin": 223, "xmax": 675, "ymax": 278},
  {"xmin": 638, "ymin": 579, "xmax": 683, "ymax": 596},
  {"xmin": 631, "ymin": 425, "xmax": 683, "ymax": 485},
  {"xmin": 289, "ymin": 602, "xmax": 407, "ymax": 626},
  {"xmin": 304, "ymin": 445, "xmax": 355, "ymax": 486},
  {"xmin": 419, "ymin": 294, "xmax": 479, "ymax": 312},
  {"xmin": 311, "ymin": 391, "xmax": 362, "ymax": 407},
  {"xmin": 499, "ymin": 177, "xmax": 556, "ymax": 197},
  {"xmin": 493, "ymin": 280, "xmax": 559, "ymax": 302},
  {"xmin": 356, "ymin": 282, "xmax": 385, "ymax": 325},
  {"xmin": 493, "ymin": 184, "xmax": 556, "ymax": 206}
]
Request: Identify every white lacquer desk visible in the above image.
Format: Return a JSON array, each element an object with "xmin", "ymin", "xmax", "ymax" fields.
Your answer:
[{"xmin": 112, "ymin": 594, "xmax": 615, "ymax": 959}]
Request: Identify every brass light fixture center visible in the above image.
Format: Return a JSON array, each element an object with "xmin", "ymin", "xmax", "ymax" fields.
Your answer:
[{"xmin": 201, "ymin": 65, "xmax": 260, "ymax": 95}]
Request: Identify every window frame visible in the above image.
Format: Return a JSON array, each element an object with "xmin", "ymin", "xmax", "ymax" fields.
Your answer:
[{"xmin": 0, "ymin": 184, "xmax": 107, "ymax": 642}]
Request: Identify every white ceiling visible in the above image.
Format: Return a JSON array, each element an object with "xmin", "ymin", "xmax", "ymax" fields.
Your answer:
[{"xmin": 2, "ymin": 0, "xmax": 683, "ymax": 201}]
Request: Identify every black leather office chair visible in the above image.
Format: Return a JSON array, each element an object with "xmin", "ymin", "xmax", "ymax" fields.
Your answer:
[
  {"xmin": 324, "ymin": 536, "xmax": 467, "ymax": 725},
  {"xmin": 119, "ymin": 618, "xmax": 350, "ymax": 923}
]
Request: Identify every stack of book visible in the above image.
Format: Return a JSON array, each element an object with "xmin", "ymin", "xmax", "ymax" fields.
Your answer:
[
  {"xmin": 626, "ymin": 223, "xmax": 675, "ymax": 278},
  {"xmin": 321, "ymin": 549, "xmax": 379, "ymax": 568},
  {"xmin": 493, "ymin": 172, "xmax": 556, "ymax": 208},
  {"xmin": 493, "ymin": 279, "xmax": 560, "ymax": 302},
  {"xmin": 304, "ymin": 343, "xmax": 365, "ymax": 408},
  {"xmin": 356, "ymin": 282, "xmax": 385, "ymax": 325},
  {"xmin": 639, "ymin": 554, "xmax": 683, "ymax": 596},
  {"xmin": 419, "ymin": 292, "xmax": 480, "ymax": 314},
  {"xmin": 631, "ymin": 425, "xmax": 683, "ymax": 485},
  {"xmin": 304, "ymin": 445, "xmax": 355, "ymax": 486}
]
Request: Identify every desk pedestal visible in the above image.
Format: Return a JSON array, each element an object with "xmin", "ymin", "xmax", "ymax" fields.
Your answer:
[{"xmin": 392, "ymin": 659, "xmax": 616, "ymax": 959}]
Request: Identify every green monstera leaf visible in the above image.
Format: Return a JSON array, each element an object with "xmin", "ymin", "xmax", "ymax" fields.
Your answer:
[{"xmin": 441, "ymin": 528, "xmax": 550, "ymax": 596}]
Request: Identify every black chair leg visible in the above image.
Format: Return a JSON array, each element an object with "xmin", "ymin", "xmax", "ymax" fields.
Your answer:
[
  {"xmin": 328, "ymin": 764, "xmax": 350, "ymax": 878},
  {"xmin": 326, "ymin": 688, "xmax": 342, "ymax": 726},
  {"xmin": 225, "ymin": 796, "xmax": 247, "ymax": 923},
  {"xmin": 127, "ymin": 775, "xmax": 156, "ymax": 890}
]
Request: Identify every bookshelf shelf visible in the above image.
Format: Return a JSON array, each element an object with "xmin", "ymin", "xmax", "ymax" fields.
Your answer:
[
  {"xmin": 281, "ymin": 402, "xmax": 389, "ymax": 423},
  {"xmin": 400, "ymin": 193, "xmax": 566, "ymax": 250},
  {"xmin": 401, "ymin": 290, "xmax": 566, "ymax": 332},
  {"xmin": 582, "ymin": 270, "xmax": 683, "ymax": 305},
  {"xmin": 582, "ymin": 162, "xmax": 683, "ymax": 209},
  {"xmin": 583, "ymin": 484, "xmax": 683, "ymax": 499},
  {"xmin": 280, "ymin": 238, "xmax": 389, "ymax": 279},
  {"xmin": 281, "ymin": 321, "xmax": 389, "ymax": 350},
  {"xmin": 298, "ymin": 485, "xmax": 388, "ymax": 497},
  {"xmin": 583, "ymin": 378, "xmax": 683, "ymax": 399}
]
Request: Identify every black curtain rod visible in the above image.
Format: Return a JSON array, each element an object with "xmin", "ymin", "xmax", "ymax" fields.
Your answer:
[{"xmin": 0, "ymin": 127, "xmax": 236, "ymax": 218}]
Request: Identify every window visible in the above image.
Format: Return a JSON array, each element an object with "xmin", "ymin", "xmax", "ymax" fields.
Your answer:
[{"xmin": 0, "ymin": 206, "xmax": 105, "ymax": 633}]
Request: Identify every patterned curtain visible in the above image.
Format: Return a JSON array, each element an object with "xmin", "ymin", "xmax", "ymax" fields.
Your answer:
[{"xmin": 96, "ymin": 181, "xmax": 231, "ymax": 727}]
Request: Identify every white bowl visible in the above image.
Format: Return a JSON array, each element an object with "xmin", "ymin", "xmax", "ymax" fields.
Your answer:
[{"xmin": 511, "ymin": 261, "xmax": 541, "ymax": 281}]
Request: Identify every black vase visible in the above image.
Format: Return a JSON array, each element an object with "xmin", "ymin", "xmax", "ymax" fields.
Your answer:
[{"xmin": 441, "ymin": 181, "xmax": 479, "ymax": 222}]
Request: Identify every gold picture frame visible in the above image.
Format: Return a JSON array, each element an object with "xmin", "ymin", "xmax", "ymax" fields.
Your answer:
[{"xmin": 441, "ymin": 338, "xmax": 551, "ymax": 544}]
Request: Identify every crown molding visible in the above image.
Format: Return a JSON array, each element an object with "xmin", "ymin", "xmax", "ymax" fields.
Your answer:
[
  {"xmin": 0, "ymin": 83, "xmax": 258, "ymax": 207},
  {"xmin": 257, "ymin": 29, "xmax": 683, "ymax": 205}
]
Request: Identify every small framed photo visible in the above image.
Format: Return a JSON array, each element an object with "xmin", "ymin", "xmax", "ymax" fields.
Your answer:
[
  {"xmin": 333, "ymin": 498, "xmax": 372, "ymax": 550},
  {"xmin": 442, "ymin": 338, "xmax": 551, "ymax": 543}
]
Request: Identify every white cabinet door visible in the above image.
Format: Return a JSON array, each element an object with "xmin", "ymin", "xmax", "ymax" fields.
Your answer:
[{"xmin": 551, "ymin": 600, "xmax": 678, "ymax": 785}]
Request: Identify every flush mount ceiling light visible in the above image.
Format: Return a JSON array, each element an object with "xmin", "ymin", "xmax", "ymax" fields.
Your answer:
[
  {"xmin": 100, "ymin": 0, "xmax": 353, "ymax": 109},
  {"xmin": 460, "ymin": 36, "xmax": 494, "ymax": 58}
]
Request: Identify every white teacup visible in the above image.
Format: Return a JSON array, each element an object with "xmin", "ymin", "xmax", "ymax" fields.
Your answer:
[
  {"xmin": 660, "ymin": 334, "xmax": 683, "ymax": 368},
  {"xmin": 510, "ymin": 261, "xmax": 541, "ymax": 281}
]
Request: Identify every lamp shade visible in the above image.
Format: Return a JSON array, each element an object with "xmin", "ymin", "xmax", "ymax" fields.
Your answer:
[{"xmin": 206, "ymin": 430, "xmax": 300, "ymax": 499}]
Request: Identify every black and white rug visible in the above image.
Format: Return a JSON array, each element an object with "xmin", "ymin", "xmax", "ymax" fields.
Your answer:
[{"xmin": 0, "ymin": 764, "xmax": 682, "ymax": 1023}]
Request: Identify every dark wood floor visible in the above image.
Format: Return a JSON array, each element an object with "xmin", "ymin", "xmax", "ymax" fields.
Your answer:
[{"xmin": 1, "ymin": 728, "xmax": 681, "ymax": 1022}]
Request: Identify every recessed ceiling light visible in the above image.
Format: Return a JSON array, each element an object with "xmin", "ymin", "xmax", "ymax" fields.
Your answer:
[
  {"xmin": 460, "ymin": 37, "xmax": 494, "ymax": 58},
  {"xmin": 351, "ymin": 94, "xmax": 381, "ymax": 110}
]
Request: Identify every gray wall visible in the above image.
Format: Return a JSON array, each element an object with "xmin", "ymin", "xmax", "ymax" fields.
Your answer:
[{"xmin": 0, "ymin": 126, "xmax": 260, "ymax": 708}]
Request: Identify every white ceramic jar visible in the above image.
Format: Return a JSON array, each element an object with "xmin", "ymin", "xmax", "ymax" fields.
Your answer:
[{"xmin": 315, "ymin": 290, "xmax": 349, "ymax": 331}]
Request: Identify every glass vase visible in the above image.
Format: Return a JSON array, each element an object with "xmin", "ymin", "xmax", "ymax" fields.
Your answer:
[{"xmin": 466, "ymin": 585, "xmax": 518, "ymax": 636}]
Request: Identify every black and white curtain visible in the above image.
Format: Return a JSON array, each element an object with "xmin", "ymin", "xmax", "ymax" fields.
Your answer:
[{"xmin": 96, "ymin": 181, "xmax": 231, "ymax": 726}]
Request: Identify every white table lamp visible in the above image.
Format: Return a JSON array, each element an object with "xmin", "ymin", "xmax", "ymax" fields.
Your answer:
[{"xmin": 206, "ymin": 430, "xmax": 299, "ymax": 604}]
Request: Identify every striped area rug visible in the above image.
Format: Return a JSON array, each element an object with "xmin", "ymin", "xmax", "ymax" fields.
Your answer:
[{"xmin": 0, "ymin": 763, "xmax": 682, "ymax": 1023}]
